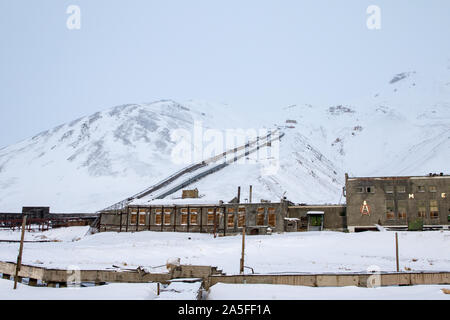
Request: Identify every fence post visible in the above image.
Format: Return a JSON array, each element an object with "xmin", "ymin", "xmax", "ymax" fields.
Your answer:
[
  {"xmin": 395, "ymin": 232, "xmax": 400, "ymax": 272},
  {"xmin": 13, "ymin": 215, "xmax": 27, "ymax": 289}
]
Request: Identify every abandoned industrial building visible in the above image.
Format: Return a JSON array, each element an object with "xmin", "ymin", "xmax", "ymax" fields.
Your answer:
[
  {"xmin": 2, "ymin": 173, "xmax": 448, "ymax": 234},
  {"xmin": 98, "ymin": 173, "xmax": 450, "ymax": 234},
  {"xmin": 345, "ymin": 173, "xmax": 450, "ymax": 232}
]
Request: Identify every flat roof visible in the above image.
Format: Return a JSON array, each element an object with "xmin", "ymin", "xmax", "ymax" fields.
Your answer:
[{"xmin": 347, "ymin": 174, "xmax": 449, "ymax": 181}]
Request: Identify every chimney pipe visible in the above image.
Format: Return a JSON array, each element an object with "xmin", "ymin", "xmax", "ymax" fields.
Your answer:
[
  {"xmin": 249, "ymin": 185, "xmax": 252, "ymax": 203},
  {"xmin": 237, "ymin": 186, "xmax": 241, "ymax": 203}
]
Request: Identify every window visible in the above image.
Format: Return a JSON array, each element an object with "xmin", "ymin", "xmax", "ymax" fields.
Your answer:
[
  {"xmin": 238, "ymin": 207, "xmax": 246, "ymax": 227},
  {"xmin": 190, "ymin": 208, "xmax": 198, "ymax": 225},
  {"xmin": 385, "ymin": 200, "xmax": 395, "ymax": 219},
  {"xmin": 268, "ymin": 207, "xmax": 276, "ymax": 227},
  {"xmin": 398, "ymin": 201, "xmax": 407, "ymax": 220},
  {"xmin": 417, "ymin": 201, "xmax": 426, "ymax": 218},
  {"xmin": 256, "ymin": 213, "xmax": 265, "ymax": 226},
  {"xmin": 356, "ymin": 187, "xmax": 364, "ymax": 193},
  {"xmin": 366, "ymin": 186, "xmax": 375, "ymax": 193},
  {"xmin": 164, "ymin": 209, "xmax": 171, "ymax": 225},
  {"xmin": 155, "ymin": 209, "xmax": 162, "ymax": 225},
  {"xmin": 397, "ymin": 185, "xmax": 406, "ymax": 193},
  {"xmin": 429, "ymin": 186, "xmax": 437, "ymax": 193},
  {"xmin": 180, "ymin": 208, "xmax": 188, "ymax": 225},
  {"xmin": 139, "ymin": 209, "xmax": 147, "ymax": 225},
  {"xmin": 417, "ymin": 186, "xmax": 426, "ymax": 193},
  {"xmin": 430, "ymin": 200, "xmax": 439, "ymax": 219},
  {"xmin": 385, "ymin": 186, "xmax": 394, "ymax": 194},
  {"xmin": 130, "ymin": 208, "xmax": 138, "ymax": 224},
  {"xmin": 227, "ymin": 214, "xmax": 235, "ymax": 228},
  {"xmin": 207, "ymin": 208, "xmax": 215, "ymax": 225}
]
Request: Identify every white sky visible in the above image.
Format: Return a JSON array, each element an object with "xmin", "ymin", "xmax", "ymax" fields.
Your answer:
[{"xmin": 1, "ymin": 0, "xmax": 449, "ymax": 148}]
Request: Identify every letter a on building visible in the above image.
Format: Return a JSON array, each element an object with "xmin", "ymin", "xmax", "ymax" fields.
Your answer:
[{"xmin": 360, "ymin": 200, "xmax": 370, "ymax": 215}]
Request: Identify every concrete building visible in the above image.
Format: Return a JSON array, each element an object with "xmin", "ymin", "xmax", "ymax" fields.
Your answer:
[
  {"xmin": 345, "ymin": 173, "xmax": 450, "ymax": 232},
  {"xmin": 287, "ymin": 205, "xmax": 347, "ymax": 232},
  {"xmin": 99, "ymin": 200, "xmax": 289, "ymax": 235}
]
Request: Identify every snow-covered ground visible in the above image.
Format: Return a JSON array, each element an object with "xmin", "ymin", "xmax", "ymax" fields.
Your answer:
[
  {"xmin": 0, "ymin": 227, "xmax": 448, "ymax": 274},
  {"xmin": 207, "ymin": 283, "xmax": 450, "ymax": 300},
  {"xmin": 0, "ymin": 279, "xmax": 201, "ymax": 300},
  {"xmin": 0, "ymin": 227, "xmax": 449, "ymax": 300}
]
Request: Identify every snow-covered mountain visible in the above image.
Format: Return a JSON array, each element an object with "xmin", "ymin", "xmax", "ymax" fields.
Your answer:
[{"xmin": 0, "ymin": 66, "xmax": 449, "ymax": 213}]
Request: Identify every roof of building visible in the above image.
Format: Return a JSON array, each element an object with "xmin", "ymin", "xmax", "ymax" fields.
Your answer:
[{"xmin": 347, "ymin": 173, "xmax": 449, "ymax": 181}]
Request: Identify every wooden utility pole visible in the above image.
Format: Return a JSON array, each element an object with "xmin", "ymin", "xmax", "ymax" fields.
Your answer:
[
  {"xmin": 395, "ymin": 232, "xmax": 400, "ymax": 272},
  {"xmin": 240, "ymin": 216, "xmax": 246, "ymax": 274},
  {"xmin": 14, "ymin": 215, "xmax": 27, "ymax": 289}
]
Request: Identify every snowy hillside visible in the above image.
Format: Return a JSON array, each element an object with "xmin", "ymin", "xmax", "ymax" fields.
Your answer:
[
  {"xmin": 0, "ymin": 100, "xmax": 264, "ymax": 212},
  {"xmin": 0, "ymin": 66, "xmax": 449, "ymax": 212}
]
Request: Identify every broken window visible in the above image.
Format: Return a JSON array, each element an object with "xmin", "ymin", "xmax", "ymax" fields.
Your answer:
[
  {"xmin": 180, "ymin": 208, "xmax": 188, "ymax": 225},
  {"xmin": 398, "ymin": 200, "xmax": 407, "ymax": 220},
  {"xmin": 366, "ymin": 186, "xmax": 375, "ymax": 193},
  {"xmin": 385, "ymin": 200, "xmax": 395, "ymax": 220},
  {"xmin": 268, "ymin": 207, "xmax": 276, "ymax": 227},
  {"xmin": 397, "ymin": 185, "xmax": 406, "ymax": 193},
  {"xmin": 417, "ymin": 201, "xmax": 426, "ymax": 218},
  {"xmin": 256, "ymin": 213, "xmax": 265, "ymax": 226},
  {"xmin": 417, "ymin": 186, "xmax": 426, "ymax": 193},
  {"xmin": 430, "ymin": 200, "xmax": 439, "ymax": 219},
  {"xmin": 190, "ymin": 208, "xmax": 198, "ymax": 225},
  {"xmin": 207, "ymin": 208, "xmax": 215, "ymax": 225},
  {"xmin": 227, "ymin": 213, "xmax": 235, "ymax": 228},
  {"xmin": 139, "ymin": 209, "xmax": 147, "ymax": 225},
  {"xmin": 429, "ymin": 186, "xmax": 437, "ymax": 193},
  {"xmin": 238, "ymin": 207, "xmax": 246, "ymax": 227},
  {"xmin": 130, "ymin": 208, "xmax": 138, "ymax": 224},
  {"xmin": 164, "ymin": 208, "xmax": 171, "ymax": 225},
  {"xmin": 155, "ymin": 212, "xmax": 162, "ymax": 225},
  {"xmin": 356, "ymin": 187, "xmax": 364, "ymax": 193},
  {"xmin": 385, "ymin": 186, "xmax": 394, "ymax": 194}
]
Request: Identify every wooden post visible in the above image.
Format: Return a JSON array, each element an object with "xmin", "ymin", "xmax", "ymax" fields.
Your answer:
[
  {"xmin": 157, "ymin": 282, "xmax": 160, "ymax": 295},
  {"xmin": 213, "ymin": 207, "xmax": 217, "ymax": 238},
  {"xmin": 119, "ymin": 212, "xmax": 122, "ymax": 232},
  {"xmin": 173, "ymin": 206, "xmax": 177, "ymax": 232},
  {"xmin": 136, "ymin": 206, "xmax": 140, "ymax": 232},
  {"xmin": 161, "ymin": 206, "xmax": 164, "ymax": 232},
  {"xmin": 223, "ymin": 207, "xmax": 227, "ymax": 237},
  {"xmin": 126, "ymin": 207, "xmax": 129, "ymax": 232},
  {"xmin": 249, "ymin": 185, "xmax": 252, "ymax": 203},
  {"xmin": 187, "ymin": 206, "xmax": 190, "ymax": 233},
  {"xmin": 14, "ymin": 215, "xmax": 27, "ymax": 289},
  {"xmin": 200, "ymin": 207, "xmax": 203, "ymax": 233},
  {"xmin": 240, "ymin": 223, "xmax": 246, "ymax": 274},
  {"xmin": 395, "ymin": 232, "xmax": 400, "ymax": 272}
]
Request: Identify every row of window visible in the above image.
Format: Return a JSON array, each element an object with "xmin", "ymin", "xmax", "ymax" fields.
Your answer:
[
  {"xmin": 385, "ymin": 200, "xmax": 440, "ymax": 219},
  {"xmin": 128, "ymin": 207, "xmax": 277, "ymax": 227},
  {"xmin": 357, "ymin": 185, "xmax": 445, "ymax": 195}
]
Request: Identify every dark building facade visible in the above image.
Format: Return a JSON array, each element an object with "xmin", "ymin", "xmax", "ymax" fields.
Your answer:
[
  {"xmin": 345, "ymin": 173, "xmax": 450, "ymax": 232},
  {"xmin": 99, "ymin": 201, "xmax": 288, "ymax": 235},
  {"xmin": 287, "ymin": 205, "xmax": 347, "ymax": 231}
]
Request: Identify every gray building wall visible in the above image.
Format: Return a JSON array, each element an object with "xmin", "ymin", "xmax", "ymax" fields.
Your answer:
[
  {"xmin": 345, "ymin": 174, "xmax": 450, "ymax": 231},
  {"xmin": 287, "ymin": 205, "xmax": 347, "ymax": 231}
]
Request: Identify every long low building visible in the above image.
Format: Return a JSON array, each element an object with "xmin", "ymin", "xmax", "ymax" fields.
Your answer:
[{"xmin": 99, "ymin": 199, "xmax": 288, "ymax": 235}]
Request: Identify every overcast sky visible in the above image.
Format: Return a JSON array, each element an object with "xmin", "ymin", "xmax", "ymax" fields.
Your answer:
[{"xmin": 1, "ymin": 0, "xmax": 449, "ymax": 148}]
